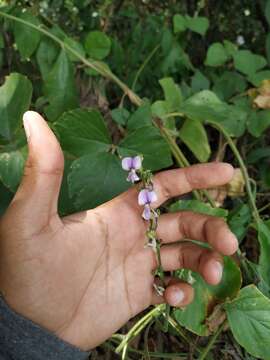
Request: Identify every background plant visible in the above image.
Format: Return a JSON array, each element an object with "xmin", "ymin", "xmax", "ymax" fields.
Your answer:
[{"xmin": 0, "ymin": 0, "xmax": 270, "ymax": 359}]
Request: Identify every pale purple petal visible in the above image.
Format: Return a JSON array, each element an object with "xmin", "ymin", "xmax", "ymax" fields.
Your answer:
[
  {"xmin": 127, "ymin": 170, "xmax": 140, "ymax": 183},
  {"xmin": 142, "ymin": 204, "xmax": 151, "ymax": 220},
  {"xmin": 132, "ymin": 156, "xmax": 142, "ymax": 170},
  {"xmin": 147, "ymin": 190, "xmax": 157, "ymax": 204},
  {"xmin": 122, "ymin": 157, "xmax": 133, "ymax": 171},
  {"xmin": 138, "ymin": 189, "xmax": 148, "ymax": 205}
]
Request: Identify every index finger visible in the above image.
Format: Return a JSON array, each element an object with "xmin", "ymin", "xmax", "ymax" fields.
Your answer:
[{"xmin": 151, "ymin": 162, "xmax": 234, "ymax": 208}]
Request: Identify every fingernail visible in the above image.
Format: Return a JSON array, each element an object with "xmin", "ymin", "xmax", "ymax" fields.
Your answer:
[
  {"xmin": 23, "ymin": 111, "xmax": 32, "ymax": 140},
  {"xmin": 213, "ymin": 261, "xmax": 223, "ymax": 283},
  {"xmin": 170, "ymin": 288, "xmax": 185, "ymax": 306}
]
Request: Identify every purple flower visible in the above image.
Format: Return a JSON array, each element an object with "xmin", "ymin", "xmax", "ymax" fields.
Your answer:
[
  {"xmin": 121, "ymin": 156, "xmax": 142, "ymax": 183},
  {"xmin": 138, "ymin": 189, "xmax": 157, "ymax": 220}
]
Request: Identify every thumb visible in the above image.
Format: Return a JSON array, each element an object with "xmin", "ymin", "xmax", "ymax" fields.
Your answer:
[{"xmin": 13, "ymin": 111, "xmax": 64, "ymax": 228}]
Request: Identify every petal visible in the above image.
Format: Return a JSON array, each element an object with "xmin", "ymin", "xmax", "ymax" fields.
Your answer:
[
  {"xmin": 132, "ymin": 156, "xmax": 142, "ymax": 170},
  {"xmin": 142, "ymin": 204, "xmax": 151, "ymax": 220},
  {"xmin": 122, "ymin": 157, "xmax": 133, "ymax": 171},
  {"xmin": 127, "ymin": 170, "xmax": 140, "ymax": 183},
  {"xmin": 138, "ymin": 189, "xmax": 148, "ymax": 205},
  {"xmin": 147, "ymin": 190, "xmax": 158, "ymax": 203}
]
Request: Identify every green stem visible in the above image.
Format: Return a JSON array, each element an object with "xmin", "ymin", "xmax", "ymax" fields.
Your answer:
[
  {"xmin": 207, "ymin": 122, "xmax": 260, "ymax": 225},
  {"xmin": 198, "ymin": 321, "xmax": 226, "ymax": 360}
]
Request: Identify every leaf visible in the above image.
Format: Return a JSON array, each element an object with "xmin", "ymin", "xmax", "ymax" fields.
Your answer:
[
  {"xmin": 58, "ymin": 158, "xmax": 76, "ymax": 217},
  {"xmin": 68, "ymin": 152, "xmax": 130, "ymax": 211},
  {"xmin": 257, "ymin": 221, "xmax": 270, "ymax": 296},
  {"xmin": 118, "ymin": 126, "xmax": 172, "ymax": 171},
  {"xmin": 205, "ymin": 43, "xmax": 228, "ymax": 67},
  {"xmin": 169, "ymin": 199, "xmax": 228, "ymax": 218},
  {"xmin": 127, "ymin": 104, "xmax": 152, "ymax": 131},
  {"xmin": 36, "ymin": 38, "xmax": 60, "ymax": 79},
  {"xmin": 173, "ymin": 14, "xmax": 186, "ymax": 33},
  {"xmin": 174, "ymin": 257, "xmax": 241, "ymax": 336},
  {"xmin": 225, "ymin": 285, "xmax": 270, "ymax": 360},
  {"xmin": 13, "ymin": 11, "xmax": 41, "ymax": 59},
  {"xmin": 191, "ymin": 70, "xmax": 210, "ymax": 92},
  {"xmin": 213, "ymin": 71, "xmax": 247, "ymax": 101},
  {"xmin": 248, "ymin": 71, "xmax": 270, "ymax": 87},
  {"xmin": 185, "ymin": 16, "xmax": 209, "ymax": 36},
  {"xmin": 179, "ymin": 118, "xmax": 211, "ymax": 162},
  {"xmin": 223, "ymin": 40, "xmax": 238, "ymax": 57},
  {"xmin": 247, "ymin": 147, "xmax": 270, "ymax": 164},
  {"xmin": 265, "ymin": 0, "xmax": 270, "ymax": 26},
  {"xmin": 0, "ymin": 73, "xmax": 32, "ymax": 140},
  {"xmin": 233, "ymin": 50, "xmax": 267, "ymax": 76},
  {"xmin": 0, "ymin": 181, "xmax": 13, "ymax": 216},
  {"xmin": 111, "ymin": 108, "xmax": 130, "ymax": 126},
  {"xmin": 44, "ymin": 50, "xmax": 78, "ymax": 121},
  {"xmin": 159, "ymin": 77, "xmax": 183, "ymax": 111},
  {"xmin": 228, "ymin": 204, "xmax": 251, "ymax": 242},
  {"xmin": 247, "ymin": 110, "xmax": 270, "ymax": 137},
  {"xmin": 64, "ymin": 36, "xmax": 85, "ymax": 62},
  {"xmin": 0, "ymin": 150, "xmax": 25, "ymax": 192},
  {"xmin": 54, "ymin": 108, "xmax": 112, "ymax": 157},
  {"xmin": 266, "ymin": 33, "xmax": 270, "ymax": 65},
  {"xmin": 85, "ymin": 31, "xmax": 111, "ymax": 60}
]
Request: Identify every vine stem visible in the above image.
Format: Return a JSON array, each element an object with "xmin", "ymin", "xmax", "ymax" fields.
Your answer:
[{"xmin": 198, "ymin": 321, "xmax": 226, "ymax": 360}]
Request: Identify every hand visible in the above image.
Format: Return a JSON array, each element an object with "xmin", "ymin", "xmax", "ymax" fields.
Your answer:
[{"xmin": 0, "ymin": 111, "xmax": 238, "ymax": 350}]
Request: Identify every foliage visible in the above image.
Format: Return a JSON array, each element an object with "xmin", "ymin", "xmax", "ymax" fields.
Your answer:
[{"xmin": 0, "ymin": 0, "xmax": 270, "ymax": 358}]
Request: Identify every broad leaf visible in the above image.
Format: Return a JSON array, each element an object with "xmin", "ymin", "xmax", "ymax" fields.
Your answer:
[
  {"xmin": 213, "ymin": 71, "xmax": 247, "ymax": 101},
  {"xmin": 205, "ymin": 43, "xmax": 228, "ymax": 67},
  {"xmin": 118, "ymin": 126, "xmax": 172, "ymax": 171},
  {"xmin": 0, "ymin": 150, "xmax": 25, "ymax": 192},
  {"xmin": 159, "ymin": 77, "xmax": 182, "ymax": 111},
  {"xmin": 174, "ymin": 257, "xmax": 241, "ymax": 336},
  {"xmin": 111, "ymin": 108, "xmax": 130, "ymax": 126},
  {"xmin": 228, "ymin": 204, "xmax": 251, "ymax": 243},
  {"xmin": 225, "ymin": 285, "xmax": 270, "ymax": 360},
  {"xmin": 173, "ymin": 14, "xmax": 186, "ymax": 33},
  {"xmin": 36, "ymin": 38, "xmax": 60, "ymax": 79},
  {"xmin": 85, "ymin": 31, "xmax": 111, "ymax": 60},
  {"xmin": 185, "ymin": 16, "xmax": 209, "ymax": 36},
  {"xmin": 127, "ymin": 104, "xmax": 152, "ymax": 131},
  {"xmin": 54, "ymin": 108, "xmax": 112, "ymax": 157},
  {"xmin": 233, "ymin": 50, "xmax": 267, "ymax": 76},
  {"xmin": 68, "ymin": 152, "xmax": 130, "ymax": 211},
  {"xmin": 0, "ymin": 73, "xmax": 32, "ymax": 140},
  {"xmin": 191, "ymin": 71, "xmax": 210, "ymax": 92},
  {"xmin": 13, "ymin": 11, "xmax": 41, "ymax": 59},
  {"xmin": 247, "ymin": 110, "xmax": 270, "ymax": 137},
  {"xmin": 179, "ymin": 118, "xmax": 211, "ymax": 162},
  {"xmin": 44, "ymin": 50, "xmax": 78, "ymax": 121},
  {"xmin": 170, "ymin": 199, "xmax": 228, "ymax": 218}
]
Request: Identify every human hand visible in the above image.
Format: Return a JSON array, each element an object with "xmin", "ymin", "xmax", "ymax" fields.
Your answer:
[{"xmin": 0, "ymin": 111, "xmax": 238, "ymax": 350}]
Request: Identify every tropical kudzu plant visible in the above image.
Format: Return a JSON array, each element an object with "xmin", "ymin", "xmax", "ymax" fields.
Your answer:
[{"xmin": 0, "ymin": 1, "xmax": 270, "ymax": 359}]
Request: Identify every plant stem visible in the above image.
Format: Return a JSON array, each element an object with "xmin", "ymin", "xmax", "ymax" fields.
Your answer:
[
  {"xmin": 207, "ymin": 122, "xmax": 260, "ymax": 225},
  {"xmin": 198, "ymin": 321, "xmax": 226, "ymax": 360}
]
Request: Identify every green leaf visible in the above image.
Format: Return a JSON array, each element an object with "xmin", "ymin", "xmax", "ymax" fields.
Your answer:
[
  {"xmin": 266, "ymin": 33, "xmax": 270, "ymax": 65},
  {"xmin": 247, "ymin": 110, "xmax": 270, "ymax": 137},
  {"xmin": 213, "ymin": 71, "xmax": 247, "ymax": 101},
  {"xmin": 205, "ymin": 43, "xmax": 228, "ymax": 67},
  {"xmin": 127, "ymin": 104, "xmax": 152, "ymax": 131},
  {"xmin": 64, "ymin": 36, "xmax": 85, "ymax": 62},
  {"xmin": 159, "ymin": 77, "xmax": 182, "ymax": 111},
  {"xmin": 85, "ymin": 31, "xmax": 111, "ymax": 60},
  {"xmin": 179, "ymin": 118, "xmax": 211, "ymax": 162},
  {"xmin": 68, "ymin": 152, "xmax": 130, "ymax": 211},
  {"xmin": 13, "ymin": 11, "xmax": 41, "ymax": 59},
  {"xmin": 170, "ymin": 199, "xmax": 228, "ymax": 218},
  {"xmin": 248, "ymin": 147, "xmax": 270, "ymax": 164},
  {"xmin": 44, "ymin": 50, "xmax": 78, "ymax": 121},
  {"xmin": 0, "ymin": 73, "xmax": 32, "ymax": 140},
  {"xmin": 111, "ymin": 108, "xmax": 130, "ymax": 126},
  {"xmin": 58, "ymin": 158, "xmax": 76, "ymax": 217},
  {"xmin": 151, "ymin": 101, "xmax": 170, "ymax": 119},
  {"xmin": 223, "ymin": 40, "xmax": 238, "ymax": 57},
  {"xmin": 0, "ymin": 181, "xmax": 13, "ymax": 216},
  {"xmin": 228, "ymin": 204, "xmax": 251, "ymax": 243},
  {"xmin": 225, "ymin": 285, "xmax": 270, "ymax": 360},
  {"xmin": 118, "ymin": 126, "xmax": 172, "ymax": 171},
  {"xmin": 173, "ymin": 14, "xmax": 186, "ymax": 33},
  {"xmin": 257, "ymin": 221, "xmax": 270, "ymax": 296},
  {"xmin": 265, "ymin": 0, "xmax": 270, "ymax": 26},
  {"xmin": 233, "ymin": 50, "xmax": 267, "ymax": 76},
  {"xmin": 174, "ymin": 257, "xmax": 241, "ymax": 336},
  {"xmin": 36, "ymin": 38, "xmax": 60, "ymax": 79},
  {"xmin": 0, "ymin": 150, "xmax": 25, "ymax": 192},
  {"xmin": 191, "ymin": 70, "xmax": 210, "ymax": 92},
  {"xmin": 54, "ymin": 108, "xmax": 112, "ymax": 157},
  {"xmin": 248, "ymin": 71, "xmax": 270, "ymax": 87},
  {"xmin": 185, "ymin": 16, "xmax": 209, "ymax": 36}
]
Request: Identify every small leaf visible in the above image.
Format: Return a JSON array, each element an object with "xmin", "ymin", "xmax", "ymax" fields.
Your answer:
[
  {"xmin": 0, "ymin": 150, "xmax": 25, "ymax": 192},
  {"xmin": 13, "ymin": 11, "xmax": 41, "ymax": 59},
  {"xmin": 0, "ymin": 73, "xmax": 32, "ymax": 140},
  {"xmin": 228, "ymin": 204, "xmax": 251, "ymax": 242},
  {"xmin": 179, "ymin": 118, "xmax": 211, "ymax": 162},
  {"xmin": 257, "ymin": 221, "xmax": 270, "ymax": 296},
  {"xmin": 233, "ymin": 50, "xmax": 267, "ymax": 76},
  {"xmin": 248, "ymin": 71, "xmax": 270, "ymax": 87},
  {"xmin": 225, "ymin": 285, "xmax": 270, "ymax": 360},
  {"xmin": 54, "ymin": 108, "xmax": 112, "ymax": 157},
  {"xmin": 185, "ymin": 16, "xmax": 209, "ymax": 36},
  {"xmin": 159, "ymin": 77, "xmax": 183, "ymax": 111},
  {"xmin": 68, "ymin": 152, "xmax": 130, "ymax": 211},
  {"xmin": 127, "ymin": 104, "xmax": 152, "ymax": 131},
  {"xmin": 205, "ymin": 43, "xmax": 228, "ymax": 67},
  {"xmin": 174, "ymin": 257, "xmax": 241, "ymax": 336},
  {"xmin": 85, "ymin": 31, "xmax": 111, "ymax": 60},
  {"xmin": 173, "ymin": 14, "xmax": 186, "ymax": 33},
  {"xmin": 44, "ymin": 50, "xmax": 78, "ymax": 121},
  {"xmin": 247, "ymin": 110, "xmax": 270, "ymax": 137},
  {"xmin": 64, "ymin": 36, "xmax": 85, "ymax": 62},
  {"xmin": 118, "ymin": 126, "xmax": 172, "ymax": 171},
  {"xmin": 111, "ymin": 108, "xmax": 130, "ymax": 126},
  {"xmin": 169, "ymin": 199, "xmax": 228, "ymax": 218},
  {"xmin": 213, "ymin": 71, "xmax": 247, "ymax": 101},
  {"xmin": 36, "ymin": 38, "xmax": 59, "ymax": 79},
  {"xmin": 191, "ymin": 70, "xmax": 210, "ymax": 92}
]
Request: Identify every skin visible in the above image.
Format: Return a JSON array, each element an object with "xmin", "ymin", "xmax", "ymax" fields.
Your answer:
[{"xmin": 0, "ymin": 111, "xmax": 238, "ymax": 351}]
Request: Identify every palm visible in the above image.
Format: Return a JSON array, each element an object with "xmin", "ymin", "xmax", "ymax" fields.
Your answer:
[{"xmin": 0, "ymin": 112, "xmax": 238, "ymax": 351}]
